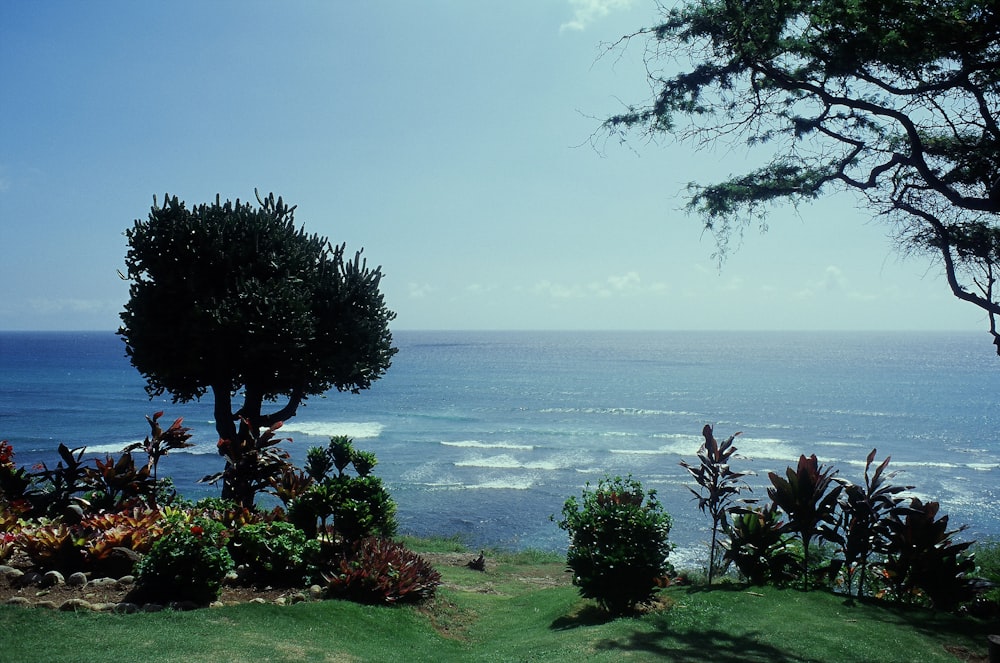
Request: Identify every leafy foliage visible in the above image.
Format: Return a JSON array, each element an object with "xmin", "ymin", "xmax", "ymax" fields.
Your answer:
[
  {"xmin": 882, "ymin": 498, "xmax": 976, "ymax": 610},
  {"xmin": 124, "ymin": 411, "xmax": 194, "ymax": 485},
  {"xmin": 199, "ymin": 420, "xmax": 296, "ymax": 510},
  {"xmin": 602, "ymin": 0, "xmax": 1000, "ymax": 352},
  {"xmin": 119, "ymin": 191, "xmax": 398, "ymax": 505},
  {"xmin": 679, "ymin": 424, "xmax": 752, "ymax": 582},
  {"xmin": 556, "ymin": 475, "xmax": 674, "ymax": 614},
  {"xmin": 324, "ymin": 537, "xmax": 441, "ymax": 605},
  {"xmin": 287, "ymin": 437, "xmax": 397, "ymax": 542},
  {"xmin": 135, "ymin": 516, "xmax": 234, "ymax": 605},
  {"xmin": 767, "ymin": 454, "xmax": 842, "ymax": 589},
  {"xmin": 724, "ymin": 505, "xmax": 798, "ymax": 586},
  {"xmin": 229, "ymin": 521, "xmax": 324, "ymax": 585},
  {"xmin": 835, "ymin": 449, "xmax": 910, "ymax": 598}
]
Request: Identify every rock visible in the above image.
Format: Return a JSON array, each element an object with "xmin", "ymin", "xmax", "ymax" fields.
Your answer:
[
  {"xmin": 308, "ymin": 584, "xmax": 324, "ymax": 600},
  {"xmin": 66, "ymin": 572, "xmax": 88, "ymax": 588},
  {"xmin": 4, "ymin": 597, "xmax": 31, "ymax": 607},
  {"xmin": 59, "ymin": 599, "xmax": 93, "ymax": 612},
  {"xmin": 89, "ymin": 577, "xmax": 119, "ymax": 588},
  {"xmin": 167, "ymin": 601, "xmax": 199, "ymax": 611},
  {"xmin": 90, "ymin": 603, "xmax": 118, "ymax": 612},
  {"xmin": 114, "ymin": 602, "xmax": 140, "ymax": 614},
  {"xmin": 209, "ymin": 601, "xmax": 224, "ymax": 609},
  {"xmin": 248, "ymin": 597, "xmax": 267, "ymax": 605},
  {"xmin": 117, "ymin": 575, "xmax": 135, "ymax": 586},
  {"xmin": 290, "ymin": 592, "xmax": 308, "ymax": 604},
  {"xmin": 274, "ymin": 597, "xmax": 287, "ymax": 606},
  {"xmin": 142, "ymin": 603, "xmax": 164, "ymax": 613},
  {"xmin": 15, "ymin": 572, "xmax": 43, "ymax": 587},
  {"xmin": 1, "ymin": 567, "xmax": 24, "ymax": 581},
  {"xmin": 35, "ymin": 601, "xmax": 58, "ymax": 610},
  {"xmin": 42, "ymin": 571, "xmax": 65, "ymax": 587}
]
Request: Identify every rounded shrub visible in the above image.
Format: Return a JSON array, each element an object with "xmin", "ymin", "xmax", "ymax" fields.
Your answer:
[
  {"xmin": 135, "ymin": 516, "xmax": 233, "ymax": 605},
  {"xmin": 230, "ymin": 520, "xmax": 323, "ymax": 585},
  {"xmin": 556, "ymin": 475, "xmax": 674, "ymax": 614}
]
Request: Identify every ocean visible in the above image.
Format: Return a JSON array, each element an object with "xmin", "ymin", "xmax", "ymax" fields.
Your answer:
[{"xmin": 2, "ymin": 330, "xmax": 998, "ymax": 567}]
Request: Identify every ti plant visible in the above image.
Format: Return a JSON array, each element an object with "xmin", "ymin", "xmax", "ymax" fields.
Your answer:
[
  {"xmin": 679, "ymin": 424, "xmax": 753, "ymax": 583},
  {"xmin": 835, "ymin": 449, "xmax": 910, "ymax": 599},
  {"xmin": 882, "ymin": 498, "xmax": 976, "ymax": 610},
  {"xmin": 200, "ymin": 420, "xmax": 294, "ymax": 510},
  {"xmin": 768, "ymin": 454, "xmax": 842, "ymax": 590},
  {"xmin": 125, "ymin": 411, "xmax": 194, "ymax": 483},
  {"xmin": 724, "ymin": 504, "xmax": 798, "ymax": 585}
]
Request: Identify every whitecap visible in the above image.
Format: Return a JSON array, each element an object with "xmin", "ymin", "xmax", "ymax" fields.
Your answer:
[
  {"xmin": 441, "ymin": 440, "xmax": 534, "ymax": 451},
  {"xmin": 279, "ymin": 421, "xmax": 384, "ymax": 439}
]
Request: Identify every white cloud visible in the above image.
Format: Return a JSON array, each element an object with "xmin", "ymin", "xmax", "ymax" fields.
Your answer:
[
  {"xmin": 533, "ymin": 272, "xmax": 667, "ymax": 299},
  {"xmin": 407, "ymin": 282, "xmax": 435, "ymax": 299},
  {"xmin": 560, "ymin": 0, "xmax": 634, "ymax": 32}
]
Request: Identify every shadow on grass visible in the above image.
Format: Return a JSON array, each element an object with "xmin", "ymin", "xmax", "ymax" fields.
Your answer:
[
  {"xmin": 550, "ymin": 604, "xmax": 615, "ymax": 630},
  {"xmin": 592, "ymin": 625, "xmax": 825, "ymax": 663}
]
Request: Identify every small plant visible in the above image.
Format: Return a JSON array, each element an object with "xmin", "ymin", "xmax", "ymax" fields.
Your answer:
[
  {"xmin": 970, "ymin": 539, "xmax": 1000, "ymax": 612},
  {"xmin": 17, "ymin": 521, "xmax": 86, "ymax": 573},
  {"xmin": 200, "ymin": 420, "xmax": 296, "ymax": 510},
  {"xmin": 83, "ymin": 451, "xmax": 156, "ymax": 511},
  {"xmin": 835, "ymin": 449, "xmax": 909, "ymax": 598},
  {"xmin": 287, "ymin": 437, "xmax": 397, "ymax": 542},
  {"xmin": 124, "ymin": 412, "xmax": 194, "ymax": 498},
  {"xmin": 724, "ymin": 505, "xmax": 798, "ymax": 585},
  {"xmin": 882, "ymin": 498, "xmax": 976, "ymax": 611},
  {"xmin": 768, "ymin": 454, "xmax": 842, "ymax": 590},
  {"xmin": 324, "ymin": 537, "xmax": 441, "ymax": 605},
  {"xmin": 134, "ymin": 516, "xmax": 234, "ymax": 605},
  {"xmin": 679, "ymin": 424, "xmax": 753, "ymax": 583},
  {"xmin": 230, "ymin": 521, "xmax": 324, "ymax": 585},
  {"xmin": 555, "ymin": 474, "xmax": 674, "ymax": 615}
]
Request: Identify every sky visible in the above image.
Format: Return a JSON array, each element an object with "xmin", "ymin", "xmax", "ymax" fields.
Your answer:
[{"xmin": 0, "ymin": 0, "xmax": 989, "ymax": 332}]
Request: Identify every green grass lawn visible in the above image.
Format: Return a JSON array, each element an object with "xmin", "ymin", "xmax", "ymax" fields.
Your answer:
[{"xmin": 0, "ymin": 542, "xmax": 994, "ymax": 663}]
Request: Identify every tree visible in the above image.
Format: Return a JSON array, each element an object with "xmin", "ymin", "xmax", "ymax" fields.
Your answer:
[
  {"xmin": 119, "ymin": 192, "xmax": 397, "ymax": 507},
  {"xmin": 602, "ymin": 0, "xmax": 1000, "ymax": 352}
]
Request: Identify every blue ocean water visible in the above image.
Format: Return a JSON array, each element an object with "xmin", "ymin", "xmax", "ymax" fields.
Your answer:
[{"xmin": 2, "ymin": 330, "xmax": 999, "ymax": 566}]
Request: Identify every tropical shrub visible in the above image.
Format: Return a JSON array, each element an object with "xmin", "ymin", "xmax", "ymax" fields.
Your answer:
[
  {"xmin": 200, "ymin": 420, "xmax": 297, "ymax": 510},
  {"xmin": 324, "ymin": 537, "xmax": 440, "ymax": 605},
  {"xmin": 724, "ymin": 505, "xmax": 798, "ymax": 585},
  {"xmin": 556, "ymin": 474, "xmax": 674, "ymax": 614},
  {"xmin": 287, "ymin": 437, "xmax": 397, "ymax": 542},
  {"xmin": 17, "ymin": 521, "xmax": 85, "ymax": 573},
  {"xmin": 835, "ymin": 449, "xmax": 909, "ymax": 598},
  {"xmin": 679, "ymin": 424, "xmax": 752, "ymax": 582},
  {"xmin": 768, "ymin": 454, "xmax": 842, "ymax": 589},
  {"xmin": 230, "ymin": 520, "xmax": 325, "ymax": 585},
  {"xmin": 970, "ymin": 539, "xmax": 1000, "ymax": 612},
  {"xmin": 134, "ymin": 516, "xmax": 234, "ymax": 605},
  {"xmin": 882, "ymin": 498, "xmax": 976, "ymax": 610},
  {"xmin": 80, "ymin": 508, "xmax": 164, "ymax": 576},
  {"xmin": 124, "ymin": 411, "xmax": 195, "ymax": 483}
]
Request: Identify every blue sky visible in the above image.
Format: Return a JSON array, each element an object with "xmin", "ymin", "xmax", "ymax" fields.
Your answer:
[{"xmin": 0, "ymin": 0, "xmax": 986, "ymax": 331}]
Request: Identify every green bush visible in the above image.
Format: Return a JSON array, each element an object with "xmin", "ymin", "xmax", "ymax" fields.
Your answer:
[
  {"xmin": 324, "ymin": 537, "xmax": 441, "ymax": 605},
  {"xmin": 230, "ymin": 521, "xmax": 324, "ymax": 585},
  {"xmin": 288, "ymin": 437, "xmax": 397, "ymax": 542},
  {"xmin": 135, "ymin": 516, "xmax": 234, "ymax": 605},
  {"xmin": 556, "ymin": 475, "xmax": 674, "ymax": 615}
]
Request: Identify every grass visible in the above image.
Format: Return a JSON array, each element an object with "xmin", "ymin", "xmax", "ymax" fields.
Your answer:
[{"xmin": 0, "ymin": 539, "xmax": 994, "ymax": 663}]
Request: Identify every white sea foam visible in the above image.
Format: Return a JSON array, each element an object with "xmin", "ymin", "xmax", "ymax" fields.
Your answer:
[
  {"xmin": 539, "ymin": 407, "xmax": 698, "ymax": 417},
  {"xmin": 279, "ymin": 421, "xmax": 384, "ymax": 439},
  {"xmin": 85, "ymin": 441, "xmax": 217, "ymax": 456},
  {"xmin": 441, "ymin": 440, "xmax": 534, "ymax": 451},
  {"xmin": 454, "ymin": 454, "xmax": 524, "ymax": 469}
]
